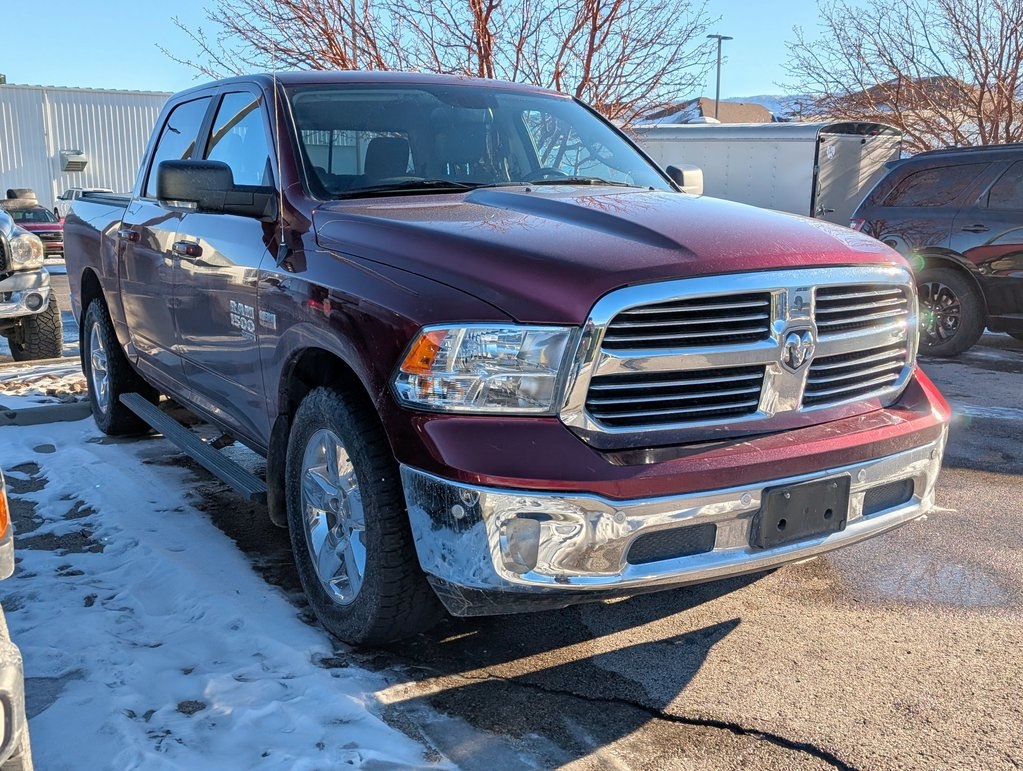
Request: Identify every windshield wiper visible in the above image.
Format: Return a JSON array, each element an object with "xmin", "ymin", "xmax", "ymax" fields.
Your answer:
[
  {"xmin": 339, "ymin": 179, "xmax": 481, "ymax": 199},
  {"xmin": 525, "ymin": 177, "xmax": 639, "ymax": 188}
]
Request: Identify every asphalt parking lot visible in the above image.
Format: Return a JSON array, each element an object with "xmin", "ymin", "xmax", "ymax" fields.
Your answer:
[
  {"xmin": 3, "ymin": 279, "xmax": 1021, "ymax": 768},
  {"xmin": 179, "ymin": 333, "xmax": 1021, "ymax": 770}
]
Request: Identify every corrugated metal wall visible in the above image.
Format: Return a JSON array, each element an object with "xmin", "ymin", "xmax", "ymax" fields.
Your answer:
[{"xmin": 0, "ymin": 85, "xmax": 169, "ymax": 209}]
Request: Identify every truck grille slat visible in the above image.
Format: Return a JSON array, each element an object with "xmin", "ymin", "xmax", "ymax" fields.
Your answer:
[
  {"xmin": 807, "ymin": 358, "xmax": 907, "ymax": 385},
  {"xmin": 590, "ymin": 399, "xmax": 762, "ymax": 424},
  {"xmin": 602, "ymin": 292, "xmax": 772, "ymax": 350},
  {"xmin": 815, "ymin": 297, "xmax": 905, "ymax": 315},
  {"xmin": 815, "ymin": 284, "xmax": 912, "ymax": 335},
  {"xmin": 588, "ymin": 384, "xmax": 762, "ymax": 407},
  {"xmin": 585, "ymin": 366, "xmax": 765, "ymax": 427},
  {"xmin": 810, "ymin": 346, "xmax": 907, "ymax": 371},
  {"xmin": 803, "ymin": 373, "xmax": 900, "ymax": 400},
  {"xmin": 803, "ymin": 343, "xmax": 907, "ymax": 405},
  {"xmin": 609, "ymin": 311, "xmax": 770, "ymax": 329},
  {"xmin": 603, "ymin": 325, "xmax": 770, "ymax": 345}
]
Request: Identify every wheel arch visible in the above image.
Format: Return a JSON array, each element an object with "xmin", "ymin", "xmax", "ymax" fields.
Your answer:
[
  {"xmin": 267, "ymin": 343, "xmax": 385, "ymax": 529},
  {"xmin": 79, "ymin": 267, "xmax": 106, "ymax": 324},
  {"xmin": 911, "ymin": 250, "xmax": 990, "ymax": 320}
]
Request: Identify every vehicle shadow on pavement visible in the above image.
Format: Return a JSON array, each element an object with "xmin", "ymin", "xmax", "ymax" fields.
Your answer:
[{"xmin": 370, "ymin": 577, "xmax": 763, "ymax": 766}]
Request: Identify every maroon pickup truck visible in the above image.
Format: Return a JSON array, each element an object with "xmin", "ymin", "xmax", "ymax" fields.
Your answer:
[{"xmin": 64, "ymin": 72, "xmax": 950, "ymax": 645}]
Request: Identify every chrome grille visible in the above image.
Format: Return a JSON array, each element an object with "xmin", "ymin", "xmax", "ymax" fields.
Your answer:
[
  {"xmin": 601, "ymin": 292, "xmax": 771, "ymax": 350},
  {"xmin": 815, "ymin": 284, "xmax": 910, "ymax": 335},
  {"xmin": 586, "ymin": 365, "xmax": 765, "ymax": 427},
  {"xmin": 36, "ymin": 231, "xmax": 62, "ymax": 243},
  {"xmin": 561, "ymin": 267, "xmax": 917, "ymax": 449},
  {"xmin": 804, "ymin": 343, "xmax": 907, "ymax": 405}
]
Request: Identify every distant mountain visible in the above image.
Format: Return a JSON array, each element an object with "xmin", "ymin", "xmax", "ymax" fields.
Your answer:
[{"xmin": 723, "ymin": 95, "xmax": 812, "ymax": 120}]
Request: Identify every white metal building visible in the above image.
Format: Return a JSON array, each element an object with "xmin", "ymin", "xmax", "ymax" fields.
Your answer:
[{"xmin": 0, "ymin": 84, "xmax": 170, "ymax": 209}]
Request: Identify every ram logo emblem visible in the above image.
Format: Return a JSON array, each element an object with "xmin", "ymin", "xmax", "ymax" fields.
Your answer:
[{"xmin": 782, "ymin": 329, "xmax": 815, "ymax": 372}]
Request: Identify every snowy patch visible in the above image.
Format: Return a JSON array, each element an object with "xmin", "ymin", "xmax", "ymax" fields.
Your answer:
[
  {"xmin": 0, "ymin": 362, "xmax": 87, "ymax": 409},
  {"xmin": 0, "ymin": 419, "xmax": 444, "ymax": 770}
]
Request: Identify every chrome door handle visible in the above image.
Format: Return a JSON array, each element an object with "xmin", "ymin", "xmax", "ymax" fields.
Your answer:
[
  {"xmin": 117, "ymin": 228, "xmax": 139, "ymax": 242},
  {"xmin": 173, "ymin": 240, "xmax": 203, "ymax": 258},
  {"xmin": 960, "ymin": 224, "xmax": 989, "ymax": 233}
]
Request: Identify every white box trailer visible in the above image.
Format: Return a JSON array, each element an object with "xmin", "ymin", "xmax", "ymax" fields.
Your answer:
[{"xmin": 634, "ymin": 121, "xmax": 902, "ymax": 226}]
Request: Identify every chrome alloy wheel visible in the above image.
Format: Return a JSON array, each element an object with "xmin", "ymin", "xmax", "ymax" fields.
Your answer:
[
  {"xmin": 300, "ymin": 428, "xmax": 367, "ymax": 605},
  {"xmin": 89, "ymin": 323, "xmax": 111, "ymax": 414},
  {"xmin": 919, "ymin": 280, "xmax": 961, "ymax": 346}
]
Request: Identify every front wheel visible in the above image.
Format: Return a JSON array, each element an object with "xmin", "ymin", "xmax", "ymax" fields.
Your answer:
[
  {"xmin": 9, "ymin": 295, "xmax": 62, "ymax": 361},
  {"xmin": 916, "ymin": 267, "xmax": 984, "ymax": 357},
  {"xmin": 82, "ymin": 299, "xmax": 157, "ymax": 434},
  {"xmin": 285, "ymin": 386, "xmax": 443, "ymax": 645}
]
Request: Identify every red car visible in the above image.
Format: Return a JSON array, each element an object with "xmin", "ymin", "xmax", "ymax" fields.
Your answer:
[{"xmin": 9, "ymin": 206, "xmax": 63, "ymax": 258}]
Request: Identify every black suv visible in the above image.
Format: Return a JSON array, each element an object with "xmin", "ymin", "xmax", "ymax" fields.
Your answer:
[{"xmin": 851, "ymin": 144, "xmax": 1023, "ymax": 356}]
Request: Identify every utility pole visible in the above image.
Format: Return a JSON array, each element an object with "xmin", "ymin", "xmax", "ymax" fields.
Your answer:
[{"xmin": 707, "ymin": 34, "xmax": 733, "ymax": 120}]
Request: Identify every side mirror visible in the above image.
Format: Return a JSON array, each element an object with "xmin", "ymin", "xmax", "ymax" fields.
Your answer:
[
  {"xmin": 666, "ymin": 164, "xmax": 704, "ymax": 196},
  {"xmin": 157, "ymin": 160, "xmax": 277, "ymax": 221}
]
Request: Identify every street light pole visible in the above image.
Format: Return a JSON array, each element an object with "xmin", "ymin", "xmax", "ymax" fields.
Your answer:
[{"xmin": 707, "ymin": 34, "xmax": 733, "ymax": 120}]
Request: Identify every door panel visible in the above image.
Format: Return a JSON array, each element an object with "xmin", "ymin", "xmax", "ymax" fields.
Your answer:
[
  {"xmin": 118, "ymin": 199, "xmax": 184, "ymax": 379},
  {"xmin": 173, "ymin": 212, "xmax": 273, "ymax": 443},
  {"xmin": 952, "ymin": 160, "xmax": 1023, "ymax": 319},
  {"xmin": 171, "ymin": 89, "xmax": 277, "ymax": 445},
  {"xmin": 117, "ymin": 95, "xmax": 213, "ymax": 385}
]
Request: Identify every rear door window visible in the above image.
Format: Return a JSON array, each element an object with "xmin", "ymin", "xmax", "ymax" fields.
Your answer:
[
  {"xmin": 883, "ymin": 163, "xmax": 988, "ymax": 207},
  {"xmin": 985, "ymin": 161, "xmax": 1023, "ymax": 210},
  {"xmin": 144, "ymin": 97, "xmax": 212, "ymax": 199}
]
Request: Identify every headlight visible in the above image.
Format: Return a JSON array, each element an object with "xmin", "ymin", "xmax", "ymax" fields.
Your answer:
[
  {"xmin": 394, "ymin": 325, "xmax": 575, "ymax": 414},
  {"xmin": 5, "ymin": 232, "xmax": 45, "ymax": 271}
]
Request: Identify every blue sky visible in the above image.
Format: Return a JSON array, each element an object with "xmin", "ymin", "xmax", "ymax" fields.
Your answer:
[{"xmin": 1, "ymin": 0, "xmax": 822, "ymax": 98}]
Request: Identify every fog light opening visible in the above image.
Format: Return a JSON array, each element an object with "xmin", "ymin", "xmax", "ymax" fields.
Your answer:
[
  {"xmin": 499, "ymin": 517, "xmax": 542, "ymax": 575},
  {"xmin": 25, "ymin": 293, "xmax": 44, "ymax": 311}
]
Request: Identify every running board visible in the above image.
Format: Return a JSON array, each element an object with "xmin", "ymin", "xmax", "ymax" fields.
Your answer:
[{"xmin": 119, "ymin": 392, "xmax": 267, "ymax": 502}]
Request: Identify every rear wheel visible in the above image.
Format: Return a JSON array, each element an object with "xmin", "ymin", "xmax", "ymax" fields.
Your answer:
[
  {"xmin": 285, "ymin": 386, "xmax": 443, "ymax": 645},
  {"xmin": 916, "ymin": 267, "xmax": 984, "ymax": 357},
  {"xmin": 82, "ymin": 299, "xmax": 157, "ymax": 434},
  {"xmin": 9, "ymin": 295, "xmax": 62, "ymax": 361}
]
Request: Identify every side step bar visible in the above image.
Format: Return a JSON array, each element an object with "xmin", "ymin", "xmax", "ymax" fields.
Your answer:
[{"xmin": 119, "ymin": 392, "xmax": 267, "ymax": 502}]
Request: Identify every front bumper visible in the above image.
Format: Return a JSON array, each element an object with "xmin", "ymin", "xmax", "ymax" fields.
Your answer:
[
  {"xmin": 402, "ymin": 431, "xmax": 946, "ymax": 615},
  {"xmin": 0, "ymin": 270, "xmax": 52, "ymax": 320}
]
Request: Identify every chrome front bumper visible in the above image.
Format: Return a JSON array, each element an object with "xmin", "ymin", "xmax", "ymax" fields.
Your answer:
[
  {"xmin": 0, "ymin": 270, "xmax": 52, "ymax": 319},
  {"xmin": 402, "ymin": 430, "xmax": 946, "ymax": 615}
]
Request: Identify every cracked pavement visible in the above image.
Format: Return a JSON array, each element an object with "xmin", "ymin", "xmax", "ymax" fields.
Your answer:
[{"xmin": 180, "ymin": 333, "xmax": 1023, "ymax": 769}]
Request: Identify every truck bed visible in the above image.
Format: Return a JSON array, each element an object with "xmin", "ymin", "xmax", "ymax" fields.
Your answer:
[{"xmin": 62, "ymin": 194, "xmax": 131, "ymax": 322}]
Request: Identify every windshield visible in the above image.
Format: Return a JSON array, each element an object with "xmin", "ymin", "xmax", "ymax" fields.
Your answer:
[
  {"xmin": 286, "ymin": 83, "xmax": 672, "ymax": 198},
  {"xmin": 10, "ymin": 208, "xmax": 58, "ymax": 223}
]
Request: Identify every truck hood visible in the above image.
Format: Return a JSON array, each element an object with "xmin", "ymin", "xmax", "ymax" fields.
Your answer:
[{"xmin": 313, "ymin": 187, "xmax": 901, "ymax": 324}]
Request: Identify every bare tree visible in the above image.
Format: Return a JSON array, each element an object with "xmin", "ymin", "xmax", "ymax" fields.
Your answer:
[
  {"xmin": 785, "ymin": 0, "xmax": 1023, "ymax": 153},
  {"xmin": 167, "ymin": 0, "xmax": 714, "ymax": 125}
]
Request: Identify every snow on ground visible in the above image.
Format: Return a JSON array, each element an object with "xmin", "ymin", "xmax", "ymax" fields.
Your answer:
[
  {"xmin": 0, "ymin": 418, "xmax": 443, "ymax": 770},
  {"xmin": 0, "ymin": 361, "xmax": 87, "ymax": 408}
]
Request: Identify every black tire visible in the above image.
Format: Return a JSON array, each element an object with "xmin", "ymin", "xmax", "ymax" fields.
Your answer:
[
  {"xmin": 82, "ymin": 299, "xmax": 157, "ymax": 435},
  {"xmin": 285, "ymin": 386, "xmax": 443, "ymax": 645},
  {"xmin": 9, "ymin": 295, "xmax": 62, "ymax": 361},
  {"xmin": 916, "ymin": 267, "xmax": 985, "ymax": 357}
]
